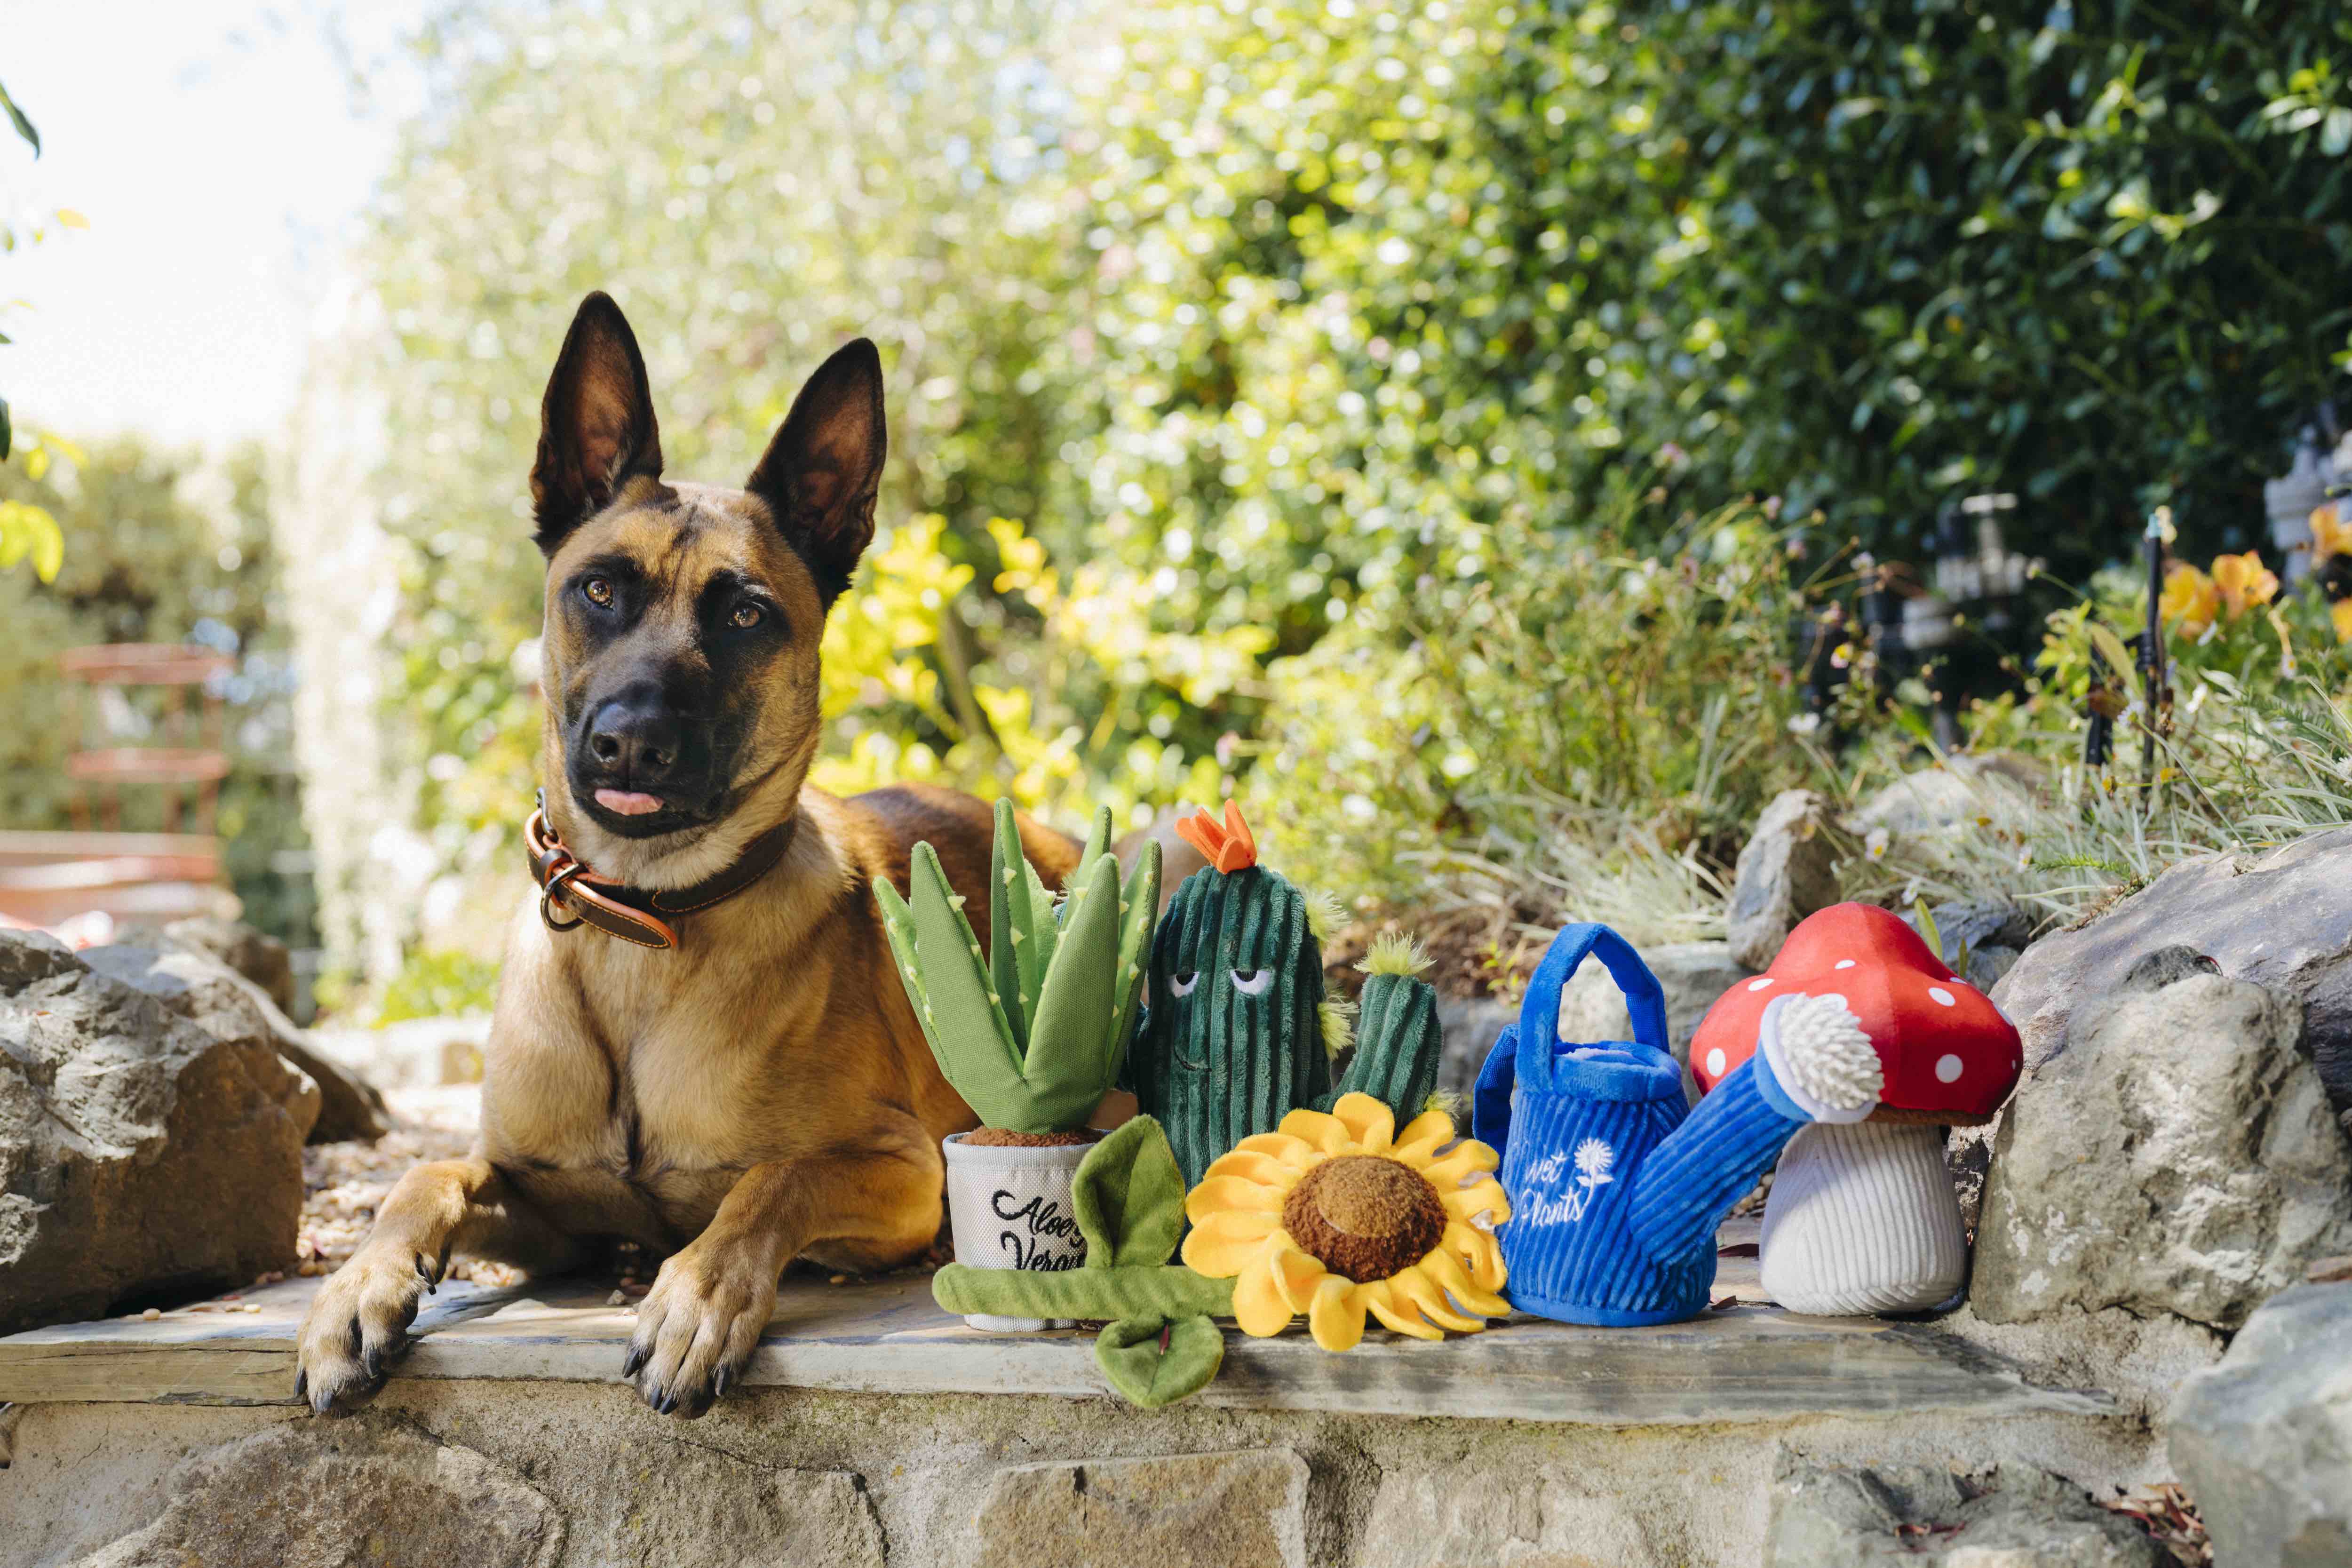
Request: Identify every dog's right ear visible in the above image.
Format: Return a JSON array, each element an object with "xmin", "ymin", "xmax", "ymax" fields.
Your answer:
[{"xmin": 530, "ymin": 292, "xmax": 664, "ymax": 555}]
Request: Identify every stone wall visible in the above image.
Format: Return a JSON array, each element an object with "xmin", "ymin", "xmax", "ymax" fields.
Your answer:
[{"xmin": 0, "ymin": 1381, "xmax": 2166, "ymax": 1568}]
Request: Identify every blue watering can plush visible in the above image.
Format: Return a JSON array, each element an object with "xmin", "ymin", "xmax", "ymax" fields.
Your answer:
[{"xmin": 1472, "ymin": 923, "xmax": 1883, "ymax": 1325}]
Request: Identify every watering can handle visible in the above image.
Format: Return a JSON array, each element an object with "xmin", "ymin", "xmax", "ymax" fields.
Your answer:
[{"xmin": 1470, "ymin": 923, "xmax": 1668, "ymax": 1155}]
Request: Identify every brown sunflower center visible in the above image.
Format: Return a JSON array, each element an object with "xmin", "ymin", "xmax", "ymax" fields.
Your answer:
[{"xmin": 1281, "ymin": 1154, "xmax": 1447, "ymax": 1283}]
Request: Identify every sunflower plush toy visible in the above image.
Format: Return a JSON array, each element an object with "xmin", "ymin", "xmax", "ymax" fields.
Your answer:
[{"xmin": 1182, "ymin": 1091, "xmax": 1511, "ymax": 1351}]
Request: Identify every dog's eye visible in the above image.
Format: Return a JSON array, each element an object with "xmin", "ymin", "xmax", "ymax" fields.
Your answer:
[
  {"xmin": 1231, "ymin": 968, "xmax": 1273, "ymax": 996},
  {"xmin": 730, "ymin": 602, "xmax": 765, "ymax": 629},
  {"xmin": 581, "ymin": 576, "xmax": 614, "ymax": 608},
  {"xmin": 1168, "ymin": 971, "xmax": 1198, "ymax": 997}
]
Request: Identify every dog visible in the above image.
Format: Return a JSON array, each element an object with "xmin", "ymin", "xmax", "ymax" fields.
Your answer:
[{"xmin": 294, "ymin": 292, "xmax": 1080, "ymax": 1418}]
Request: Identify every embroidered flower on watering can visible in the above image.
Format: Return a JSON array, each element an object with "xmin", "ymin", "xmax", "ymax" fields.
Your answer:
[{"xmin": 1180, "ymin": 1091, "xmax": 1510, "ymax": 1352}]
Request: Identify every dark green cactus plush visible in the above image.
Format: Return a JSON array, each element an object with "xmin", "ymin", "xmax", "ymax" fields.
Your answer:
[
  {"xmin": 1130, "ymin": 803, "xmax": 1446, "ymax": 1187},
  {"xmin": 932, "ymin": 1115, "xmax": 1232, "ymax": 1407}
]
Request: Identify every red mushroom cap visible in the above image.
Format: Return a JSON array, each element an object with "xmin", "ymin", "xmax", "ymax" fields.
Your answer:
[{"xmin": 1689, "ymin": 903, "xmax": 2022, "ymax": 1123}]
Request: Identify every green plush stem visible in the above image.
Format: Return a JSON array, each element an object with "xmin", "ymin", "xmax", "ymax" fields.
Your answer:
[
  {"xmin": 1132, "ymin": 864, "xmax": 1331, "ymax": 1188},
  {"xmin": 932, "ymin": 1263, "xmax": 1233, "ymax": 1320},
  {"xmin": 1331, "ymin": 971, "xmax": 1444, "ymax": 1118}
]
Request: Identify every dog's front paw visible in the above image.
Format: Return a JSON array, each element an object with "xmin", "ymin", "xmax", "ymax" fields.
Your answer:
[
  {"xmin": 623, "ymin": 1242, "xmax": 777, "ymax": 1418},
  {"xmin": 293, "ymin": 1247, "xmax": 432, "ymax": 1413}
]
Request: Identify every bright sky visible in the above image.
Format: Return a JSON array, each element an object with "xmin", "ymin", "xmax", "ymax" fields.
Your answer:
[{"xmin": 3, "ymin": 1, "xmax": 427, "ymax": 449}]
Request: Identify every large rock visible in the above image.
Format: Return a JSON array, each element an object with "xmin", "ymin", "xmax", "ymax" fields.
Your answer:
[
  {"xmin": 1973, "ymin": 959, "xmax": 2352, "ymax": 1330},
  {"xmin": 1902, "ymin": 897, "xmax": 2032, "ymax": 991},
  {"xmin": 1727, "ymin": 790, "xmax": 1849, "ymax": 971},
  {"xmin": 82, "ymin": 941, "xmax": 387, "ymax": 1144},
  {"xmin": 1844, "ymin": 752, "xmax": 2045, "ymax": 841},
  {"xmin": 1434, "ymin": 993, "xmax": 1519, "ymax": 1102},
  {"xmin": 1764, "ymin": 1460, "xmax": 2165, "ymax": 1566},
  {"xmin": 1358, "ymin": 1452, "xmax": 1662, "ymax": 1567},
  {"xmin": 2169, "ymin": 1282, "xmax": 2352, "ymax": 1568},
  {"xmin": 1992, "ymin": 828, "xmax": 2352, "ymax": 1121},
  {"xmin": 564, "ymin": 1442, "xmax": 883, "ymax": 1568},
  {"xmin": 0, "ymin": 930, "xmax": 314, "ymax": 1333},
  {"xmin": 124, "ymin": 915, "xmax": 299, "ymax": 1014},
  {"xmin": 974, "ymin": 1449, "xmax": 1308, "ymax": 1568},
  {"xmin": 65, "ymin": 1415, "xmax": 564, "ymax": 1568}
]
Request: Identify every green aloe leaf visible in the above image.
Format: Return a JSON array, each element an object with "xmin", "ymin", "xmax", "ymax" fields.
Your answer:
[
  {"xmin": 987, "ymin": 799, "xmax": 1030, "ymax": 1050},
  {"xmin": 1104, "ymin": 841, "xmax": 1161, "ymax": 1082},
  {"xmin": 906, "ymin": 841, "xmax": 1028, "ymax": 1125},
  {"xmin": 1022, "ymin": 848, "xmax": 1124, "ymax": 1129}
]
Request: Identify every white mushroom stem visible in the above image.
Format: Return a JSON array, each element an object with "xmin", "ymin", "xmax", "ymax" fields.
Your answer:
[{"xmin": 1760, "ymin": 1119, "xmax": 1968, "ymax": 1315}]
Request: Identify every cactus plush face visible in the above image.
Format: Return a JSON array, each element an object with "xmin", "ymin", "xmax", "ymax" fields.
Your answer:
[{"xmin": 1136, "ymin": 862, "xmax": 1331, "ymax": 1186}]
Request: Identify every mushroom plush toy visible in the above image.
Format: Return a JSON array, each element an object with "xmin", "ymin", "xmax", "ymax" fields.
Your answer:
[{"xmin": 1689, "ymin": 903, "xmax": 2022, "ymax": 1316}]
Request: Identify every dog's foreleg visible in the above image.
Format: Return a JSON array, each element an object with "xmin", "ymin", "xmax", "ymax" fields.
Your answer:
[
  {"xmin": 626, "ymin": 1143, "xmax": 942, "ymax": 1417},
  {"xmin": 292, "ymin": 1156, "xmax": 578, "ymax": 1412}
]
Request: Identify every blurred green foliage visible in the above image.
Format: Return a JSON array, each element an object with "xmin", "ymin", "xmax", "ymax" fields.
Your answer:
[
  {"xmin": 339, "ymin": 0, "xmax": 2350, "ymax": 980},
  {"xmin": 0, "ymin": 440, "xmax": 317, "ymax": 944}
]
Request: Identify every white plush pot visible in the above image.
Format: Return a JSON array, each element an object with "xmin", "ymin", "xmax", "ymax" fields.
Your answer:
[
  {"xmin": 941, "ymin": 1133, "xmax": 1095, "ymax": 1332},
  {"xmin": 1760, "ymin": 1119, "xmax": 1969, "ymax": 1316}
]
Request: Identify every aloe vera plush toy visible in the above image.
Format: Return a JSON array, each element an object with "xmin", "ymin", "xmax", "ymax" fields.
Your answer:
[
  {"xmin": 1130, "ymin": 803, "xmax": 1446, "ymax": 1188},
  {"xmin": 933, "ymin": 1115, "xmax": 1234, "ymax": 1407},
  {"xmin": 876, "ymin": 799, "xmax": 1160, "ymax": 1329}
]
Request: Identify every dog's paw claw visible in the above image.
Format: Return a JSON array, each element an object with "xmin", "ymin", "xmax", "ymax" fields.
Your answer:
[{"xmin": 621, "ymin": 1345, "xmax": 646, "ymax": 1378}]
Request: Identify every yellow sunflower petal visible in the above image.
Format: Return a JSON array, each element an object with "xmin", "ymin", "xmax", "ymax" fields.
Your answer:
[
  {"xmin": 1267, "ymin": 1242, "xmax": 1329, "ymax": 1313},
  {"xmin": 1184, "ymin": 1174, "xmax": 1283, "ymax": 1225},
  {"xmin": 1329, "ymin": 1092, "xmax": 1395, "ymax": 1152},
  {"xmin": 1362, "ymin": 1278, "xmax": 1446, "ymax": 1340},
  {"xmin": 1200, "ymin": 1149, "xmax": 1298, "ymax": 1190},
  {"xmin": 1442, "ymin": 1176, "xmax": 1511, "ymax": 1227},
  {"xmin": 1423, "ymin": 1141, "xmax": 1501, "ymax": 1186},
  {"xmin": 1230, "ymin": 1251, "xmax": 1298, "ymax": 1337},
  {"xmin": 1424, "ymin": 1246, "xmax": 1512, "ymax": 1319},
  {"xmin": 1390, "ymin": 1263, "xmax": 1485, "ymax": 1332},
  {"xmin": 1179, "ymin": 1208, "xmax": 1279, "ymax": 1276},
  {"xmin": 1277, "ymin": 1106, "xmax": 1350, "ymax": 1154},
  {"xmin": 1233, "ymin": 1131, "xmax": 1319, "ymax": 1169},
  {"xmin": 1391, "ymin": 1110, "xmax": 1456, "ymax": 1163},
  {"xmin": 1306, "ymin": 1273, "xmax": 1366, "ymax": 1352},
  {"xmin": 1446, "ymin": 1221, "xmax": 1509, "ymax": 1294}
]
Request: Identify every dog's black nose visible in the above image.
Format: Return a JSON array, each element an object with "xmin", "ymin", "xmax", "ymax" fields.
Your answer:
[{"xmin": 587, "ymin": 699, "xmax": 684, "ymax": 780}]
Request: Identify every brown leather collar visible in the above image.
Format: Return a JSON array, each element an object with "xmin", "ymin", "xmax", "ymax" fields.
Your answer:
[{"xmin": 525, "ymin": 793, "xmax": 795, "ymax": 950}]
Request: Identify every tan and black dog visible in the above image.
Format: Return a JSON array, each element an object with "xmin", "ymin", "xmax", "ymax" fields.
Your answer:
[{"xmin": 294, "ymin": 292, "xmax": 1078, "ymax": 1417}]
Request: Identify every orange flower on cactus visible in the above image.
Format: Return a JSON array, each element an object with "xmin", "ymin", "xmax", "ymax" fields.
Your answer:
[
  {"xmin": 2312, "ymin": 503, "xmax": 2352, "ymax": 566},
  {"xmin": 2210, "ymin": 551, "xmax": 2280, "ymax": 620},
  {"xmin": 2159, "ymin": 564, "xmax": 2219, "ymax": 638}
]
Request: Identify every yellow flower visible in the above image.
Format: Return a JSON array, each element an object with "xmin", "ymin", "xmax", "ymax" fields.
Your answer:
[
  {"xmin": 2159, "ymin": 563, "xmax": 2219, "ymax": 639},
  {"xmin": 1180, "ymin": 1092, "xmax": 1510, "ymax": 1351},
  {"xmin": 2310, "ymin": 503, "xmax": 2352, "ymax": 566},
  {"xmin": 2210, "ymin": 551, "xmax": 2280, "ymax": 620},
  {"xmin": 2333, "ymin": 597, "xmax": 2352, "ymax": 647}
]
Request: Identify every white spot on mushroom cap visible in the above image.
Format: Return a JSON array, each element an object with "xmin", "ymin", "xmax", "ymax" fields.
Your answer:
[
  {"xmin": 1834, "ymin": 959, "xmax": 1857, "ymax": 970},
  {"xmin": 1705, "ymin": 1047, "xmax": 1727, "ymax": 1077},
  {"xmin": 1935, "ymin": 1053, "xmax": 1964, "ymax": 1083},
  {"xmin": 1747, "ymin": 978, "xmax": 1773, "ymax": 992},
  {"xmin": 1928, "ymin": 986, "xmax": 1956, "ymax": 1007}
]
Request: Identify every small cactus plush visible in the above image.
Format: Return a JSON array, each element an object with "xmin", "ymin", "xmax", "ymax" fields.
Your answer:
[
  {"xmin": 1130, "ymin": 803, "xmax": 1446, "ymax": 1186},
  {"xmin": 877, "ymin": 799, "xmax": 1160, "ymax": 1132}
]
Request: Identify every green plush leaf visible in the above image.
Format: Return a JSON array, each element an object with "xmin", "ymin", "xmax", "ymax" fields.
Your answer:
[
  {"xmin": 987, "ymin": 799, "xmax": 1030, "ymax": 1050},
  {"xmin": 906, "ymin": 840, "xmax": 1029, "ymax": 1127},
  {"xmin": 1095, "ymin": 1315, "xmax": 1224, "ymax": 1409},
  {"xmin": 1071, "ymin": 1114, "xmax": 1185, "ymax": 1269},
  {"xmin": 1103, "ymin": 839, "xmax": 1160, "ymax": 1084},
  {"xmin": 1021, "ymin": 850, "xmax": 1125, "ymax": 1129},
  {"xmin": 1016, "ymin": 854, "xmax": 1058, "ymax": 1004},
  {"xmin": 1076, "ymin": 804, "xmax": 1112, "ymax": 871},
  {"xmin": 874, "ymin": 876, "xmax": 947, "ymax": 1061}
]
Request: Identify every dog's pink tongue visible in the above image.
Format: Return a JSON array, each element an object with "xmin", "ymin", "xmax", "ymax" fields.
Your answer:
[{"xmin": 594, "ymin": 788, "xmax": 665, "ymax": 817}]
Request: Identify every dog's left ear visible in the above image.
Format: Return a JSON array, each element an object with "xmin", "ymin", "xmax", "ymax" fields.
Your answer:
[
  {"xmin": 746, "ymin": 338, "xmax": 886, "ymax": 606},
  {"xmin": 532, "ymin": 292, "xmax": 665, "ymax": 555}
]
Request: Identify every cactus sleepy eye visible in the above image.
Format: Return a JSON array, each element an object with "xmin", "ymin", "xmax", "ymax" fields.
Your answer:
[
  {"xmin": 1231, "ymin": 968, "xmax": 1273, "ymax": 996},
  {"xmin": 1169, "ymin": 971, "xmax": 1200, "ymax": 997}
]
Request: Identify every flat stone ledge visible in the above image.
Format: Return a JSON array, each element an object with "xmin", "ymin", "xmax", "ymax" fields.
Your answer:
[{"xmin": 0, "ymin": 1266, "xmax": 2111, "ymax": 1427}]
